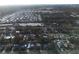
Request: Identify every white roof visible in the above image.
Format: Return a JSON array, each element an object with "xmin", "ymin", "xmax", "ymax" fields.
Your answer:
[{"xmin": 19, "ymin": 23, "xmax": 44, "ymax": 26}]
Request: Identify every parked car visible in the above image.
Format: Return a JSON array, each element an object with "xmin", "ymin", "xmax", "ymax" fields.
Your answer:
[
  {"xmin": 13, "ymin": 44, "xmax": 27, "ymax": 54},
  {"xmin": 0, "ymin": 44, "xmax": 4, "ymax": 53}
]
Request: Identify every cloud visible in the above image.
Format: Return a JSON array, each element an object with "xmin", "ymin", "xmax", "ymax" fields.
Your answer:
[{"xmin": 0, "ymin": 0, "xmax": 78, "ymax": 6}]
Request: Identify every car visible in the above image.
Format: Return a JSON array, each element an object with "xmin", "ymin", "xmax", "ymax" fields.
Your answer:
[
  {"xmin": 13, "ymin": 44, "xmax": 27, "ymax": 54},
  {"xmin": 4, "ymin": 35, "xmax": 15, "ymax": 39},
  {"xmin": 3, "ymin": 32, "xmax": 15, "ymax": 39},
  {"xmin": 0, "ymin": 45, "xmax": 4, "ymax": 53},
  {"xmin": 5, "ymin": 46, "xmax": 12, "ymax": 53}
]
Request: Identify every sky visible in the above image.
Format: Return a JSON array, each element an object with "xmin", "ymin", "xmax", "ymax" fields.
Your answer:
[{"xmin": 0, "ymin": 0, "xmax": 78, "ymax": 6}]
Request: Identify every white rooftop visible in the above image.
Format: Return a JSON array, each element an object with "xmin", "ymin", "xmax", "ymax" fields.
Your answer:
[{"xmin": 19, "ymin": 23, "xmax": 44, "ymax": 26}]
